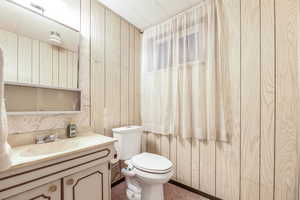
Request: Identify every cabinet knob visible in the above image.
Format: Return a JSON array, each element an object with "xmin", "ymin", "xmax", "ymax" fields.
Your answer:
[
  {"xmin": 66, "ymin": 178, "xmax": 75, "ymax": 185},
  {"xmin": 49, "ymin": 185, "xmax": 57, "ymax": 193}
]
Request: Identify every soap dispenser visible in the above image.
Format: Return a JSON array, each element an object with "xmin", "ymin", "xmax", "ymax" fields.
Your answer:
[{"xmin": 67, "ymin": 122, "xmax": 77, "ymax": 138}]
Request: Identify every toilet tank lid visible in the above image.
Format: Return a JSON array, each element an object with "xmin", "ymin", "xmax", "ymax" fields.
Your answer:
[{"xmin": 112, "ymin": 126, "xmax": 143, "ymax": 133}]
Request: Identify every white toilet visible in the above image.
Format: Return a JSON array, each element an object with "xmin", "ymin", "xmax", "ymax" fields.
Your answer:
[{"xmin": 112, "ymin": 126, "xmax": 174, "ymax": 200}]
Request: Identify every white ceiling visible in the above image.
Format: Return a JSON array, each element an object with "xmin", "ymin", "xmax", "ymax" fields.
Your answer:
[{"xmin": 98, "ymin": 0, "xmax": 203, "ymax": 30}]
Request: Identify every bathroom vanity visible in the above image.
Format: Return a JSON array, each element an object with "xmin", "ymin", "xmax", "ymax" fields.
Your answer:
[{"xmin": 0, "ymin": 133, "xmax": 117, "ymax": 200}]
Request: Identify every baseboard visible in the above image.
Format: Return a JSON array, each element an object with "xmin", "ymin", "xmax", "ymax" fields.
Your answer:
[
  {"xmin": 168, "ymin": 180, "xmax": 222, "ymax": 200},
  {"xmin": 111, "ymin": 177, "xmax": 222, "ymax": 200},
  {"xmin": 111, "ymin": 177, "xmax": 125, "ymax": 187}
]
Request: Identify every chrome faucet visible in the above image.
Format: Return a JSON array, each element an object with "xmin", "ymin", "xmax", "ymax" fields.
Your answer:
[{"xmin": 35, "ymin": 134, "xmax": 58, "ymax": 144}]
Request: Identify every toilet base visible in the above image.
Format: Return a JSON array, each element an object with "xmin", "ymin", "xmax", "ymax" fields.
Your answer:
[
  {"xmin": 140, "ymin": 183, "xmax": 164, "ymax": 200},
  {"xmin": 125, "ymin": 177, "xmax": 164, "ymax": 200}
]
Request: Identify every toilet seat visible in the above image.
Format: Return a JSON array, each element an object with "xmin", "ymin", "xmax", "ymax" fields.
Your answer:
[{"xmin": 131, "ymin": 153, "xmax": 173, "ymax": 174}]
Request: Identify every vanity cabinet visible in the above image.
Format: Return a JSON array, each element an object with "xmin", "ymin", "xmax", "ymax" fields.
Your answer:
[
  {"xmin": 64, "ymin": 164, "xmax": 110, "ymax": 200},
  {"xmin": 5, "ymin": 180, "xmax": 61, "ymax": 200},
  {"xmin": 0, "ymin": 142, "xmax": 115, "ymax": 200}
]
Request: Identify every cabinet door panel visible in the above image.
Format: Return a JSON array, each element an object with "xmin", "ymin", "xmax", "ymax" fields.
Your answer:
[
  {"xmin": 5, "ymin": 180, "xmax": 61, "ymax": 200},
  {"xmin": 64, "ymin": 164, "xmax": 110, "ymax": 200}
]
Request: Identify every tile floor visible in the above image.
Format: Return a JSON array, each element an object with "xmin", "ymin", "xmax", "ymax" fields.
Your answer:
[{"xmin": 111, "ymin": 181, "xmax": 209, "ymax": 200}]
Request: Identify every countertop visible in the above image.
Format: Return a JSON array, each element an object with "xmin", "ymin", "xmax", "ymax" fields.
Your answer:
[{"xmin": 7, "ymin": 133, "xmax": 117, "ymax": 170}]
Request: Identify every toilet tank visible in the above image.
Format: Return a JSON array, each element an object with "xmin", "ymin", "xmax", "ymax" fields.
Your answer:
[{"xmin": 112, "ymin": 126, "xmax": 143, "ymax": 160}]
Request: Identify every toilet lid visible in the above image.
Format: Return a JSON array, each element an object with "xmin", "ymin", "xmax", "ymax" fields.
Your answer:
[{"xmin": 131, "ymin": 152, "xmax": 173, "ymax": 174}]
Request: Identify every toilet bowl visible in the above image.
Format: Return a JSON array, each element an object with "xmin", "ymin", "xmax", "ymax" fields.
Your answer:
[
  {"xmin": 112, "ymin": 126, "xmax": 173, "ymax": 200},
  {"xmin": 122, "ymin": 153, "xmax": 173, "ymax": 200}
]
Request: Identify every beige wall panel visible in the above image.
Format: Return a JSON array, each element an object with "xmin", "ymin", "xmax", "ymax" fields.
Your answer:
[
  {"xmin": 105, "ymin": 10, "xmax": 121, "ymax": 136},
  {"xmin": 67, "ymin": 51, "xmax": 74, "ymax": 88},
  {"xmin": 91, "ymin": 0, "xmax": 105, "ymax": 133},
  {"xmin": 39, "ymin": 42, "xmax": 53, "ymax": 86},
  {"xmin": 31, "ymin": 40, "xmax": 40, "ymax": 84},
  {"xmin": 79, "ymin": 0, "xmax": 91, "ymax": 109},
  {"xmin": 176, "ymin": 138, "xmax": 192, "ymax": 187},
  {"xmin": 141, "ymin": 133, "xmax": 148, "ymax": 152},
  {"xmin": 134, "ymin": 29, "xmax": 141, "ymax": 125},
  {"xmin": 275, "ymin": 0, "xmax": 298, "ymax": 199},
  {"xmin": 155, "ymin": 134, "xmax": 161, "ymax": 155},
  {"xmin": 128, "ymin": 25, "xmax": 135, "ymax": 125},
  {"xmin": 260, "ymin": 0, "xmax": 275, "ymax": 199},
  {"xmin": 0, "ymin": 29, "xmax": 18, "ymax": 82},
  {"xmin": 52, "ymin": 46, "xmax": 59, "ymax": 87},
  {"xmin": 170, "ymin": 136, "xmax": 177, "ymax": 180},
  {"xmin": 17, "ymin": 36, "xmax": 32, "ymax": 84},
  {"xmin": 160, "ymin": 135, "xmax": 170, "ymax": 160},
  {"xmin": 146, "ymin": 133, "xmax": 157, "ymax": 154},
  {"xmin": 121, "ymin": 20, "xmax": 130, "ymax": 126},
  {"xmin": 59, "ymin": 49, "xmax": 68, "ymax": 88},
  {"xmin": 200, "ymin": 141, "xmax": 215, "ymax": 195},
  {"xmin": 191, "ymin": 139, "xmax": 200, "ymax": 190},
  {"xmin": 215, "ymin": 0, "xmax": 241, "ymax": 199},
  {"xmin": 241, "ymin": 0, "xmax": 261, "ymax": 199}
]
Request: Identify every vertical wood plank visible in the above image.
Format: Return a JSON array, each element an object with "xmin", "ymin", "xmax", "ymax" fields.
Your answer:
[
  {"xmin": 52, "ymin": 46, "xmax": 59, "ymax": 87},
  {"xmin": 146, "ymin": 132, "xmax": 156, "ymax": 153},
  {"xmin": 80, "ymin": 0, "xmax": 91, "ymax": 114},
  {"xmin": 241, "ymin": 0, "xmax": 261, "ymax": 199},
  {"xmin": 191, "ymin": 139, "xmax": 200, "ymax": 190},
  {"xmin": 39, "ymin": 42, "xmax": 52, "ymax": 86},
  {"xmin": 134, "ymin": 29, "xmax": 141, "ymax": 125},
  {"xmin": 160, "ymin": 135, "xmax": 170, "ymax": 160},
  {"xmin": 169, "ymin": 136, "xmax": 177, "ymax": 180},
  {"xmin": 141, "ymin": 133, "xmax": 148, "ymax": 152},
  {"xmin": 31, "ymin": 40, "xmax": 40, "ymax": 84},
  {"xmin": 0, "ymin": 29, "xmax": 18, "ymax": 82},
  {"xmin": 91, "ymin": 0, "xmax": 105, "ymax": 133},
  {"xmin": 105, "ymin": 9, "xmax": 121, "ymax": 136},
  {"xmin": 121, "ymin": 20, "xmax": 130, "ymax": 126},
  {"xmin": 67, "ymin": 51, "xmax": 74, "ymax": 88},
  {"xmin": 59, "ymin": 48, "xmax": 68, "ymax": 88},
  {"xmin": 275, "ymin": 0, "xmax": 298, "ymax": 199},
  {"xmin": 260, "ymin": 0, "xmax": 275, "ymax": 199},
  {"xmin": 128, "ymin": 25, "xmax": 135, "ymax": 125},
  {"xmin": 215, "ymin": 0, "xmax": 241, "ymax": 199},
  {"xmin": 200, "ymin": 141, "xmax": 216, "ymax": 195},
  {"xmin": 177, "ymin": 138, "xmax": 192, "ymax": 187},
  {"xmin": 17, "ymin": 36, "xmax": 32, "ymax": 83}
]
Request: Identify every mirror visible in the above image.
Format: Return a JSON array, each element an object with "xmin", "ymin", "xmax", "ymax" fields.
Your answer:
[{"xmin": 0, "ymin": 0, "xmax": 80, "ymax": 90}]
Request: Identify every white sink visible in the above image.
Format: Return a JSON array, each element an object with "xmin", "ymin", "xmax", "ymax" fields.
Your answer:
[{"xmin": 19, "ymin": 140, "xmax": 80, "ymax": 157}]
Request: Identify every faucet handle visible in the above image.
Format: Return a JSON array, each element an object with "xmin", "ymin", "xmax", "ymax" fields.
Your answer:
[
  {"xmin": 46, "ymin": 134, "xmax": 58, "ymax": 142},
  {"xmin": 36, "ymin": 135, "xmax": 45, "ymax": 144}
]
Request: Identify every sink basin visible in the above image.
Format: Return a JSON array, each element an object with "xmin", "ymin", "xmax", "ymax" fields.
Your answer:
[{"xmin": 19, "ymin": 140, "xmax": 80, "ymax": 157}]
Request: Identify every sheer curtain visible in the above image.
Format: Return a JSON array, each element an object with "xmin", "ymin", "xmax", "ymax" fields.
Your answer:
[{"xmin": 141, "ymin": 0, "xmax": 228, "ymax": 141}]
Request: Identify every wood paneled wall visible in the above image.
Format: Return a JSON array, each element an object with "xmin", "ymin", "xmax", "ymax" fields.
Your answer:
[
  {"xmin": 143, "ymin": 0, "xmax": 299, "ymax": 200},
  {"xmin": 90, "ymin": 0, "xmax": 141, "ymax": 136}
]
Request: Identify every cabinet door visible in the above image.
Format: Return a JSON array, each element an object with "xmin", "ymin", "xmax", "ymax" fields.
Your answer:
[
  {"xmin": 64, "ymin": 164, "xmax": 110, "ymax": 200},
  {"xmin": 5, "ymin": 180, "xmax": 61, "ymax": 200}
]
